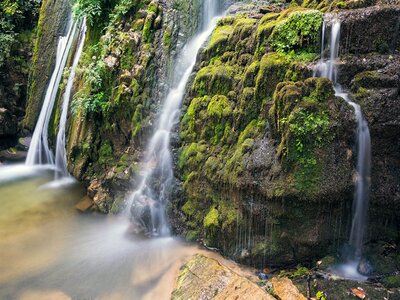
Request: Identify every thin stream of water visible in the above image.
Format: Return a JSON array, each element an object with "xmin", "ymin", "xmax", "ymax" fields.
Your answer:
[
  {"xmin": 315, "ymin": 19, "xmax": 371, "ymax": 280},
  {"xmin": 54, "ymin": 20, "xmax": 87, "ymax": 179},
  {"xmin": 127, "ymin": 1, "xmax": 221, "ymax": 236}
]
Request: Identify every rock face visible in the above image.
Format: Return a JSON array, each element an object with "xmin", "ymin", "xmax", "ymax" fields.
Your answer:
[
  {"xmin": 23, "ymin": 0, "xmax": 72, "ymax": 131},
  {"xmin": 172, "ymin": 254, "xmax": 275, "ymax": 300},
  {"xmin": 330, "ymin": 6, "xmax": 400, "ymax": 244},
  {"xmin": 329, "ymin": 5, "xmax": 400, "ymax": 55},
  {"xmin": 170, "ymin": 3, "xmax": 400, "ymax": 267}
]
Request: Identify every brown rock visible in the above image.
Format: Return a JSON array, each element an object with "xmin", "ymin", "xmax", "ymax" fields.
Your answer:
[
  {"xmin": 75, "ymin": 196, "xmax": 94, "ymax": 212},
  {"xmin": 87, "ymin": 179, "xmax": 101, "ymax": 198},
  {"xmin": 271, "ymin": 277, "xmax": 307, "ymax": 300},
  {"xmin": 172, "ymin": 254, "xmax": 275, "ymax": 300}
]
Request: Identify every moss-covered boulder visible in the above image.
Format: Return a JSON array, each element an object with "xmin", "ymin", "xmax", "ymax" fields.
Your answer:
[{"xmin": 173, "ymin": 6, "xmax": 356, "ymax": 267}]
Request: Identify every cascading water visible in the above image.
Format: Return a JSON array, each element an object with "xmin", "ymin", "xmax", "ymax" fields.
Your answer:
[
  {"xmin": 127, "ymin": 1, "xmax": 220, "ymax": 236},
  {"xmin": 315, "ymin": 19, "xmax": 372, "ymax": 279},
  {"xmin": 54, "ymin": 20, "xmax": 87, "ymax": 179},
  {"xmin": 26, "ymin": 18, "xmax": 77, "ymax": 166}
]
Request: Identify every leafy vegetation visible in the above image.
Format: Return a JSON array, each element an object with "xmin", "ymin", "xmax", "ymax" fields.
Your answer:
[
  {"xmin": 278, "ymin": 266, "xmax": 311, "ymax": 279},
  {"xmin": 72, "ymin": 0, "xmax": 102, "ymax": 25},
  {"xmin": 270, "ymin": 10, "xmax": 323, "ymax": 53},
  {"xmin": 0, "ymin": 0, "xmax": 40, "ymax": 67}
]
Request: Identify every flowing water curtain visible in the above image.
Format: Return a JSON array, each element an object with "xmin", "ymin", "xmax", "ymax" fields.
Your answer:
[{"xmin": 26, "ymin": 18, "xmax": 78, "ymax": 166}]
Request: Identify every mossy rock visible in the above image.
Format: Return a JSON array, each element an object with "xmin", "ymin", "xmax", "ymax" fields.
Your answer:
[
  {"xmin": 351, "ymin": 70, "xmax": 397, "ymax": 91},
  {"xmin": 192, "ymin": 63, "xmax": 235, "ymax": 96},
  {"xmin": 302, "ymin": 0, "xmax": 376, "ymax": 11},
  {"xmin": 243, "ymin": 61, "xmax": 260, "ymax": 87},
  {"xmin": 255, "ymin": 53, "xmax": 289, "ymax": 101},
  {"xmin": 206, "ymin": 24, "xmax": 235, "ymax": 58},
  {"xmin": 269, "ymin": 78, "xmax": 337, "ymax": 195}
]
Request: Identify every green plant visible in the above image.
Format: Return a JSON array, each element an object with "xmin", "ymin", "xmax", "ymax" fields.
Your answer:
[
  {"xmin": 288, "ymin": 109, "xmax": 330, "ymax": 155},
  {"xmin": 98, "ymin": 142, "xmax": 113, "ymax": 165},
  {"xmin": 271, "ymin": 10, "xmax": 323, "ymax": 53},
  {"xmin": 316, "ymin": 291, "xmax": 327, "ymax": 300},
  {"xmin": 73, "ymin": 0, "xmax": 102, "ymax": 25},
  {"xmin": 278, "ymin": 266, "xmax": 311, "ymax": 279}
]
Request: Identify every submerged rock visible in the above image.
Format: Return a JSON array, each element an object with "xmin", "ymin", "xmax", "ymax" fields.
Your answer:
[{"xmin": 172, "ymin": 254, "xmax": 275, "ymax": 300}]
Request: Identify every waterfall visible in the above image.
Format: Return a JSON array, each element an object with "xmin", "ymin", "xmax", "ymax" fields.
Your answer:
[
  {"xmin": 127, "ymin": 1, "xmax": 220, "ymax": 236},
  {"xmin": 26, "ymin": 18, "xmax": 77, "ymax": 166},
  {"xmin": 54, "ymin": 20, "xmax": 87, "ymax": 179},
  {"xmin": 315, "ymin": 19, "xmax": 372, "ymax": 278}
]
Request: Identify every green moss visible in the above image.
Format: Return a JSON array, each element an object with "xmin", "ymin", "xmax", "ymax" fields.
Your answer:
[
  {"xmin": 186, "ymin": 230, "xmax": 200, "ymax": 241},
  {"xmin": 223, "ymin": 120, "xmax": 265, "ymax": 184},
  {"xmin": 243, "ymin": 61, "xmax": 260, "ymax": 87},
  {"xmin": 98, "ymin": 142, "xmax": 113, "ymax": 166},
  {"xmin": 207, "ymin": 95, "xmax": 232, "ymax": 118},
  {"xmin": 352, "ymin": 70, "xmax": 379, "ymax": 90},
  {"xmin": 317, "ymin": 255, "xmax": 337, "ymax": 269},
  {"xmin": 255, "ymin": 53, "xmax": 289, "ymax": 100},
  {"xmin": 142, "ymin": 12, "xmax": 155, "ymax": 43},
  {"xmin": 383, "ymin": 276, "xmax": 400, "ymax": 288},
  {"xmin": 256, "ymin": 19, "xmax": 279, "ymax": 54},
  {"xmin": 302, "ymin": 0, "xmax": 376, "ymax": 10},
  {"xmin": 147, "ymin": 1, "xmax": 158, "ymax": 14},
  {"xmin": 229, "ymin": 17, "xmax": 257, "ymax": 53},
  {"xmin": 192, "ymin": 64, "xmax": 235, "ymax": 96},
  {"xmin": 203, "ymin": 207, "xmax": 219, "ymax": 228},
  {"xmin": 163, "ymin": 27, "xmax": 172, "ymax": 49},
  {"xmin": 279, "ymin": 266, "xmax": 311, "ymax": 279},
  {"xmin": 207, "ymin": 24, "xmax": 234, "ymax": 54},
  {"xmin": 179, "ymin": 142, "xmax": 207, "ymax": 170}
]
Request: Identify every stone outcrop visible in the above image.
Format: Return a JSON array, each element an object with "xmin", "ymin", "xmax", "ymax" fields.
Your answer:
[{"xmin": 172, "ymin": 254, "xmax": 275, "ymax": 300}]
